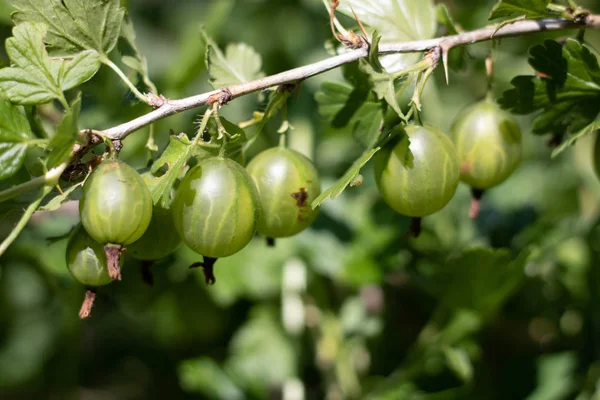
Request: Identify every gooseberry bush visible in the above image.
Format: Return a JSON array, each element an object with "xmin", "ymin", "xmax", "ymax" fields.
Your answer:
[{"xmin": 1, "ymin": 0, "xmax": 600, "ymax": 398}]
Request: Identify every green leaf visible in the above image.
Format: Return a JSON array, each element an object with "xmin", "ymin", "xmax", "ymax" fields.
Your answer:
[
  {"xmin": 499, "ymin": 39, "xmax": 600, "ymax": 141},
  {"xmin": 179, "ymin": 358, "xmax": 243, "ymax": 400},
  {"xmin": 38, "ymin": 181, "xmax": 82, "ymax": 211},
  {"xmin": 311, "ymin": 147, "xmax": 380, "ymax": 209},
  {"xmin": 47, "ymin": 94, "xmax": 81, "ymax": 168},
  {"xmin": 0, "ymin": 23, "xmax": 100, "ymax": 105},
  {"xmin": 443, "ymin": 347, "xmax": 473, "ymax": 383},
  {"xmin": 225, "ymin": 307, "xmax": 295, "ymax": 395},
  {"xmin": 489, "ymin": 0, "xmax": 551, "ymax": 19},
  {"xmin": 436, "ymin": 4, "xmax": 461, "ymax": 35},
  {"xmin": 358, "ymin": 32, "xmax": 405, "ymax": 119},
  {"xmin": 316, "ymin": 81, "xmax": 384, "ymax": 148},
  {"xmin": 247, "ymin": 88, "xmax": 292, "ymax": 143},
  {"xmin": 0, "ymin": 98, "xmax": 33, "ymax": 180},
  {"xmin": 552, "ymin": 117, "xmax": 600, "ymax": 157},
  {"xmin": 525, "ymin": 353, "xmax": 576, "ymax": 400},
  {"xmin": 336, "ymin": 0, "xmax": 437, "ymax": 72},
  {"xmin": 218, "ymin": 117, "xmax": 247, "ymax": 159},
  {"xmin": 206, "ymin": 36, "xmax": 264, "ymax": 88},
  {"xmin": 437, "ymin": 247, "xmax": 533, "ymax": 320},
  {"xmin": 119, "ymin": 15, "xmax": 156, "ymax": 93},
  {"xmin": 12, "ymin": 0, "xmax": 125, "ymax": 56},
  {"xmin": 150, "ymin": 134, "xmax": 197, "ymax": 207}
]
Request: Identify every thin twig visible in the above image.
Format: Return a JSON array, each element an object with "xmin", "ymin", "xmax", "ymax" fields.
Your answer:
[{"xmin": 96, "ymin": 15, "xmax": 599, "ymax": 141}]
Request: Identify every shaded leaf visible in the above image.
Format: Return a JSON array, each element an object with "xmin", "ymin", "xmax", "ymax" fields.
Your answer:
[
  {"xmin": 12, "ymin": 0, "xmax": 125, "ymax": 56},
  {"xmin": 499, "ymin": 39, "xmax": 600, "ymax": 145},
  {"xmin": 437, "ymin": 247, "xmax": 533, "ymax": 320},
  {"xmin": 0, "ymin": 23, "xmax": 100, "ymax": 105},
  {"xmin": 225, "ymin": 307, "xmax": 296, "ymax": 395},
  {"xmin": 179, "ymin": 358, "xmax": 243, "ymax": 400},
  {"xmin": 489, "ymin": 0, "xmax": 551, "ymax": 19},
  {"xmin": 247, "ymin": 88, "xmax": 292, "ymax": 143},
  {"xmin": 315, "ymin": 82, "xmax": 384, "ymax": 148},
  {"xmin": 150, "ymin": 134, "xmax": 199, "ymax": 207},
  {"xmin": 436, "ymin": 4, "xmax": 461, "ymax": 35},
  {"xmin": 358, "ymin": 32, "xmax": 405, "ymax": 119},
  {"xmin": 119, "ymin": 15, "xmax": 156, "ymax": 92},
  {"xmin": 46, "ymin": 94, "xmax": 81, "ymax": 168},
  {"xmin": 206, "ymin": 36, "xmax": 264, "ymax": 88},
  {"xmin": 552, "ymin": 117, "xmax": 600, "ymax": 157},
  {"xmin": 336, "ymin": 0, "xmax": 436, "ymax": 72},
  {"xmin": 0, "ymin": 98, "xmax": 32, "ymax": 180}
]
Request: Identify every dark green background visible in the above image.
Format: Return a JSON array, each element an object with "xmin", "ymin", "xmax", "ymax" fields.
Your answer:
[{"xmin": 1, "ymin": 0, "xmax": 600, "ymax": 398}]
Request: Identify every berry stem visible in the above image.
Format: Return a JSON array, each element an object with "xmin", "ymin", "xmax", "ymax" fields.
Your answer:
[
  {"xmin": 79, "ymin": 289, "xmax": 96, "ymax": 319},
  {"xmin": 189, "ymin": 257, "xmax": 218, "ymax": 285},
  {"xmin": 408, "ymin": 217, "xmax": 422, "ymax": 238},
  {"xmin": 469, "ymin": 188, "xmax": 485, "ymax": 219},
  {"xmin": 104, "ymin": 244, "xmax": 124, "ymax": 281}
]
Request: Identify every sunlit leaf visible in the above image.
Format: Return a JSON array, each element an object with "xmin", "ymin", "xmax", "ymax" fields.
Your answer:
[
  {"xmin": 12, "ymin": 0, "xmax": 125, "ymax": 56},
  {"xmin": 443, "ymin": 347, "xmax": 473, "ymax": 383},
  {"xmin": 0, "ymin": 23, "xmax": 100, "ymax": 104},
  {"xmin": 526, "ymin": 353, "xmax": 576, "ymax": 400},
  {"xmin": 489, "ymin": 0, "xmax": 551, "ymax": 19},
  {"xmin": 206, "ymin": 36, "xmax": 264, "ymax": 88},
  {"xmin": 336, "ymin": 0, "xmax": 436, "ymax": 72},
  {"xmin": 0, "ymin": 98, "xmax": 32, "ymax": 180}
]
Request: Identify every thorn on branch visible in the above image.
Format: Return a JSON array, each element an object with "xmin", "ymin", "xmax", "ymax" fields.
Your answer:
[
  {"xmin": 208, "ymin": 88, "xmax": 233, "ymax": 106},
  {"xmin": 440, "ymin": 43, "xmax": 451, "ymax": 85}
]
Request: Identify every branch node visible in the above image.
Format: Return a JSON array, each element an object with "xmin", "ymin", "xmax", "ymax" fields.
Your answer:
[
  {"xmin": 147, "ymin": 93, "xmax": 168, "ymax": 109},
  {"xmin": 208, "ymin": 88, "xmax": 233, "ymax": 106},
  {"xmin": 111, "ymin": 139, "xmax": 123, "ymax": 154}
]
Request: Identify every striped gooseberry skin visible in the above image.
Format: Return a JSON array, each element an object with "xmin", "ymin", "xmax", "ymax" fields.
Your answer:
[
  {"xmin": 66, "ymin": 224, "xmax": 119, "ymax": 286},
  {"xmin": 247, "ymin": 147, "xmax": 321, "ymax": 238},
  {"xmin": 374, "ymin": 124, "xmax": 460, "ymax": 217},
  {"xmin": 172, "ymin": 157, "xmax": 260, "ymax": 258},
  {"xmin": 128, "ymin": 205, "xmax": 182, "ymax": 261},
  {"xmin": 79, "ymin": 159, "xmax": 153, "ymax": 245},
  {"xmin": 450, "ymin": 97, "xmax": 522, "ymax": 189}
]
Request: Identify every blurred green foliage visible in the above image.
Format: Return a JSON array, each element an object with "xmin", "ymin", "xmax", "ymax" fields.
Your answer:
[{"xmin": 1, "ymin": 0, "xmax": 600, "ymax": 399}]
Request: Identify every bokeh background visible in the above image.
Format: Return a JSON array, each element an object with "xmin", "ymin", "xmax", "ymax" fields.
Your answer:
[{"xmin": 1, "ymin": 0, "xmax": 600, "ymax": 398}]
